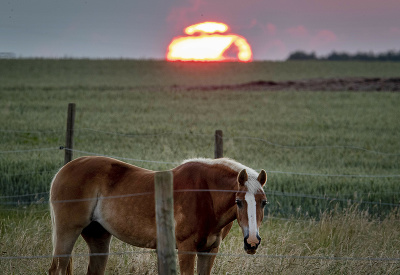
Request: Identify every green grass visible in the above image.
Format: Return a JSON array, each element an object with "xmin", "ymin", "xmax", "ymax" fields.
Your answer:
[
  {"xmin": 2, "ymin": 59, "xmax": 400, "ymax": 88},
  {"xmin": 1, "ymin": 82, "xmax": 399, "ymax": 216},
  {"xmin": 1, "ymin": 59, "xmax": 400, "ymax": 273},
  {"xmin": 1, "ymin": 59, "xmax": 400, "ymax": 217},
  {"xmin": 1, "ymin": 206, "xmax": 399, "ymax": 274}
]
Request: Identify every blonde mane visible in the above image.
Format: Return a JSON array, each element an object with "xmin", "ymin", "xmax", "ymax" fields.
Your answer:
[{"xmin": 182, "ymin": 158, "xmax": 265, "ymax": 194}]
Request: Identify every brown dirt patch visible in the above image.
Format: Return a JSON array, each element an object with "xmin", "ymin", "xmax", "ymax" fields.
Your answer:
[{"xmin": 179, "ymin": 77, "xmax": 400, "ymax": 92}]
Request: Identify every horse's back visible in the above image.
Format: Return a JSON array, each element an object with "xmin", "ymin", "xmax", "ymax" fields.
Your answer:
[
  {"xmin": 51, "ymin": 156, "xmax": 151, "ymax": 198},
  {"xmin": 50, "ymin": 156, "xmax": 153, "ymax": 219}
]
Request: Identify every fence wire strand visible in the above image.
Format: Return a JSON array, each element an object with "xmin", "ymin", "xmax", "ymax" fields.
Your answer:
[
  {"xmin": 66, "ymin": 147, "xmax": 400, "ymax": 178},
  {"xmin": 2, "ymin": 250, "xmax": 400, "ymax": 263},
  {"xmin": 0, "ymin": 146, "xmax": 398, "ymax": 178},
  {"xmin": 227, "ymin": 135, "xmax": 400, "ymax": 156},
  {"xmin": 1, "ymin": 189, "xmax": 399, "ymax": 208},
  {"xmin": 0, "ymin": 147, "xmax": 59, "ymax": 154},
  {"xmin": 2, "ymin": 128, "xmax": 399, "ymax": 156}
]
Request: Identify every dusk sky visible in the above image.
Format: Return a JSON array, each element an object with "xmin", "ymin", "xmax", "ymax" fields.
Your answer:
[{"xmin": 1, "ymin": 0, "xmax": 400, "ymax": 60}]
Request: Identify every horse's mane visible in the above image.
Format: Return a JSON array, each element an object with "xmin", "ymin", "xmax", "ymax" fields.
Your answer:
[{"xmin": 182, "ymin": 158, "xmax": 264, "ymax": 194}]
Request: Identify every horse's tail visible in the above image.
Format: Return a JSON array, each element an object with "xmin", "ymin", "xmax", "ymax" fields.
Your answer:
[
  {"xmin": 49, "ymin": 169, "xmax": 61, "ymax": 251},
  {"xmin": 50, "ymin": 168, "xmax": 75, "ymax": 274},
  {"xmin": 66, "ymin": 258, "xmax": 73, "ymax": 275}
]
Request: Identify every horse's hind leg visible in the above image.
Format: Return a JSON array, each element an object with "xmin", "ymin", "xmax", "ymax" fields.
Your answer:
[
  {"xmin": 49, "ymin": 227, "xmax": 81, "ymax": 275},
  {"xmin": 81, "ymin": 222, "xmax": 112, "ymax": 275}
]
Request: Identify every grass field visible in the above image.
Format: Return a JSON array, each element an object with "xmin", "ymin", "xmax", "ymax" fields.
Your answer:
[
  {"xmin": 2, "ymin": 59, "xmax": 400, "ymax": 87},
  {"xmin": 1, "ymin": 207, "xmax": 400, "ymax": 274},
  {"xmin": 1, "ymin": 59, "xmax": 400, "ymax": 273}
]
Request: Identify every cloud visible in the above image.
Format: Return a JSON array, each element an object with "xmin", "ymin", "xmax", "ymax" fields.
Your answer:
[
  {"xmin": 286, "ymin": 25, "xmax": 309, "ymax": 38},
  {"xmin": 167, "ymin": 0, "xmax": 206, "ymax": 29},
  {"xmin": 256, "ymin": 24, "xmax": 339, "ymax": 59},
  {"xmin": 247, "ymin": 20, "xmax": 277, "ymax": 37},
  {"xmin": 249, "ymin": 19, "xmax": 258, "ymax": 28},
  {"xmin": 284, "ymin": 25, "xmax": 337, "ymax": 51},
  {"xmin": 388, "ymin": 27, "xmax": 400, "ymax": 36},
  {"xmin": 310, "ymin": 30, "xmax": 337, "ymax": 48},
  {"xmin": 263, "ymin": 39, "xmax": 288, "ymax": 60},
  {"xmin": 264, "ymin": 23, "xmax": 277, "ymax": 36}
]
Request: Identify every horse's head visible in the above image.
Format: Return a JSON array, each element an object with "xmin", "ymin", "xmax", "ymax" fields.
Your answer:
[{"xmin": 235, "ymin": 169, "xmax": 267, "ymax": 255}]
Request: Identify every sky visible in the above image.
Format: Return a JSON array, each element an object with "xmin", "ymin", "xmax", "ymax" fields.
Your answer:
[{"xmin": 1, "ymin": 0, "xmax": 400, "ymax": 60}]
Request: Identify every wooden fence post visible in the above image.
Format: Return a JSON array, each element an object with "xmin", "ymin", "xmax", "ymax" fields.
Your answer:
[
  {"xmin": 214, "ymin": 130, "xmax": 223, "ymax": 159},
  {"xmin": 64, "ymin": 103, "xmax": 76, "ymax": 165},
  {"xmin": 154, "ymin": 171, "xmax": 176, "ymax": 275}
]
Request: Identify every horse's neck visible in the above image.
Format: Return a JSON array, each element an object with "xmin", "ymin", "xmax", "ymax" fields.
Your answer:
[
  {"xmin": 204, "ymin": 169, "xmax": 238, "ymax": 228},
  {"xmin": 174, "ymin": 162, "xmax": 239, "ymax": 229}
]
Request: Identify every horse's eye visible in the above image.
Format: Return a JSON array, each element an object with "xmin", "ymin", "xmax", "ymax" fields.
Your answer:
[
  {"xmin": 261, "ymin": 200, "xmax": 268, "ymax": 208},
  {"xmin": 235, "ymin": 199, "xmax": 243, "ymax": 208}
]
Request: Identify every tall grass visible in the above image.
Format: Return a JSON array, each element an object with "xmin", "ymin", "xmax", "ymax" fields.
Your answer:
[{"xmin": 1, "ymin": 206, "xmax": 399, "ymax": 274}]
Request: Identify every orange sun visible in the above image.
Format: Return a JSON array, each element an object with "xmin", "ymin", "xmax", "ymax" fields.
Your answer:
[{"xmin": 167, "ymin": 22, "xmax": 252, "ymax": 62}]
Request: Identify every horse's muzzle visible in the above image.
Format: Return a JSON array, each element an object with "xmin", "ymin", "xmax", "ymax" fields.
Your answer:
[{"xmin": 244, "ymin": 234, "xmax": 261, "ymax": 254}]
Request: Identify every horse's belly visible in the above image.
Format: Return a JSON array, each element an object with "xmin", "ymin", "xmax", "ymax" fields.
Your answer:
[
  {"xmin": 94, "ymin": 198, "xmax": 157, "ymax": 249},
  {"xmin": 105, "ymin": 221, "xmax": 157, "ymax": 249}
]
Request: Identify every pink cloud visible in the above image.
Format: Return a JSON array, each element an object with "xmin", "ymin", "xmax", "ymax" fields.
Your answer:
[
  {"xmin": 388, "ymin": 27, "xmax": 400, "ymax": 36},
  {"xmin": 310, "ymin": 29, "xmax": 337, "ymax": 48},
  {"xmin": 264, "ymin": 39, "xmax": 288, "ymax": 60},
  {"xmin": 286, "ymin": 25, "xmax": 309, "ymax": 37},
  {"xmin": 249, "ymin": 19, "xmax": 258, "ymax": 28},
  {"xmin": 265, "ymin": 23, "xmax": 277, "ymax": 36},
  {"xmin": 167, "ymin": 0, "xmax": 206, "ymax": 30},
  {"xmin": 283, "ymin": 25, "xmax": 338, "ymax": 50},
  {"xmin": 248, "ymin": 20, "xmax": 276, "ymax": 36}
]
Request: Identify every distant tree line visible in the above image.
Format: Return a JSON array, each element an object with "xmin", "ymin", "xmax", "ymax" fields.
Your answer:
[
  {"xmin": 287, "ymin": 50, "xmax": 400, "ymax": 61},
  {"xmin": 0, "ymin": 52, "xmax": 17, "ymax": 59}
]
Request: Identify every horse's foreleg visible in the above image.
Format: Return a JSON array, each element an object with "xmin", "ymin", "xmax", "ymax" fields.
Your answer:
[
  {"xmin": 197, "ymin": 222, "xmax": 234, "ymax": 275},
  {"xmin": 177, "ymin": 252, "xmax": 196, "ymax": 275},
  {"xmin": 81, "ymin": 222, "xmax": 112, "ymax": 275},
  {"xmin": 177, "ymin": 240, "xmax": 197, "ymax": 275},
  {"xmin": 196, "ymin": 247, "xmax": 219, "ymax": 275}
]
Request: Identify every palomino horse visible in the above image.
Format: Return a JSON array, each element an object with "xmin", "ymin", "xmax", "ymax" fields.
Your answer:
[{"xmin": 49, "ymin": 156, "xmax": 267, "ymax": 275}]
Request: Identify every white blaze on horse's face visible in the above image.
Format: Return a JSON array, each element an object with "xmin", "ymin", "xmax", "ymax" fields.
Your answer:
[{"xmin": 236, "ymin": 169, "xmax": 267, "ymax": 254}]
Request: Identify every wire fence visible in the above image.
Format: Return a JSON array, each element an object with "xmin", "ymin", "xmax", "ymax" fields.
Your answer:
[
  {"xmin": 1, "ymin": 127, "xmax": 400, "ymax": 269},
  {"xmin": 1, "ymin": 146, "xmax": 399, "ymax": 178},
  {"xmin": 1, "ymin": 188, "xmax": 399, "ymax": 208},
  {"xmin": 1, "ymin": 127, "xmax": 399, "ymax": 214},
  {"xmin": 2, "ymin": 127, "xmax": 400, "ymax": 156},
  {"xmin": 2, "ymin": 250, "xmax": 400, "ymax": 263}
]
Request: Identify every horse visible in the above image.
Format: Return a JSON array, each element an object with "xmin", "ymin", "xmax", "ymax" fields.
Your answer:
[{"xmin": 48, "ymin": 156, "xmax": 267, "ymax": 275}]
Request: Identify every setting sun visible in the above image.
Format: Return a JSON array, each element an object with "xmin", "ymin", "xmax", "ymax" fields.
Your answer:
[{"xmin": 167, "ymin": 21, "xmax": 252, "ymax": 62}]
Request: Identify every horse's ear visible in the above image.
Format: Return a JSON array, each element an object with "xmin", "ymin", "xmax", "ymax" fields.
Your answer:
[
  {"xmin": 257, "ymin": 170, "xmax": 267, "ymax": 186},
  {"xmin": 238, "ymin": 169, "xmax": 248, "ymax": 186}
]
